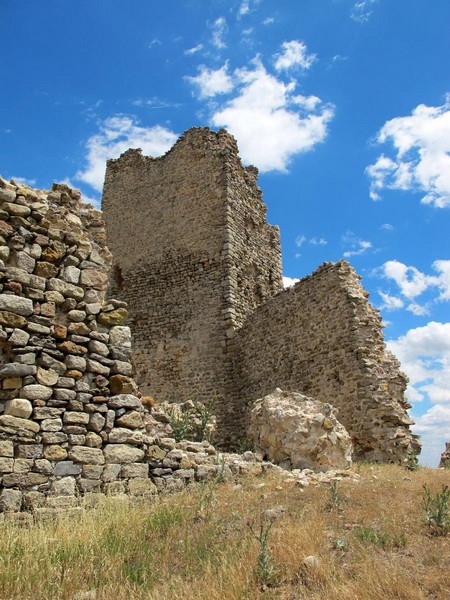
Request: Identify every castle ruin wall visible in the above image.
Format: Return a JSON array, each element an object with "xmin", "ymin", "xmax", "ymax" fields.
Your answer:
[{"xmin": 233, "ymin": 261, "xmax": 421, "ymax": 462}]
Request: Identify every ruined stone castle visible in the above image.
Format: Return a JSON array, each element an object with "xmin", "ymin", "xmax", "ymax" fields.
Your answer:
[
  {"xmin": 0, "ymin": 127, "xmax": 421, "ymax": 516},
  {"xmin": 103, "ymin": 127, "xmax": 420, "ymax": 462}
]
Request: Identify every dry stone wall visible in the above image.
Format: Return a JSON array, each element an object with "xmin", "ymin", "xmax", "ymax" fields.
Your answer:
[
  {"xmin": 234, "ymin": 261, "xmax": 421, "ymax": 463},
  {"xmin": 0, "ymin": 177, "xmax": 260, "ymax": 518}
]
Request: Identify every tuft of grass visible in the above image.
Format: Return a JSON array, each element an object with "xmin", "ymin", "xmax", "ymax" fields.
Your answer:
[{"xmin": 421, "ymin": 484, "xmax": 450, "ymax": 535}]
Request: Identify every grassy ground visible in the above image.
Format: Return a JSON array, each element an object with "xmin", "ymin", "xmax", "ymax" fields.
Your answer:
[{"xmin": 0, "ymin": 464, "xmax": 449, "ymax": 600}]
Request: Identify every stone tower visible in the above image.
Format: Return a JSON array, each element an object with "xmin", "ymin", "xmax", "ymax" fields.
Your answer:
[{"xmin": 102, "ymin": 128, "xmax": 282, "ymax": 442}]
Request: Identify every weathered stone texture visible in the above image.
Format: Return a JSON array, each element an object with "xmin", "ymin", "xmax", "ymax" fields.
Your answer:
[
  {"xmin": 249, "ymin": 388, "xmax": 353, "ymax": 471},
  {"xmin": 234, "ymin": 261, "xmax": 420, "ymax": 462}
]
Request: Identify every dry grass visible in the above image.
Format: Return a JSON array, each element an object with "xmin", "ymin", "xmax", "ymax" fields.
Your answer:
[{"xmin": 0, "ymin": 464, "xmax": 449, "ymax": 600}]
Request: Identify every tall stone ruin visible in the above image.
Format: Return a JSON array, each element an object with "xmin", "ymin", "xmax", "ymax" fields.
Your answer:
[{"xmin": 103, "ymin": 127, "xmax": 420, "ymax": 463}]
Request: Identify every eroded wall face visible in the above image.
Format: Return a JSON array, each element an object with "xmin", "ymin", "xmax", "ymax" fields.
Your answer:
[
  {"xmin": 234, "ymin": 261, "xmax": 420, "ymax": 462},
  {"xmin": 222, "ymin": 163, "xmax": 283, "ymax": 332}
]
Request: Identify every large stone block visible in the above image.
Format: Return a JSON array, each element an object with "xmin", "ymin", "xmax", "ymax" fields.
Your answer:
[
  {"xmin": 249, "ymin": 388, "xmax": 353, "ymax": 472},
  {"xmin": 68, "ymin": 446, "xmax": 105, "ymax": 465},
  {"xmin": 103, "ymin": 444, "xmax": 145, "ymax": 464}
]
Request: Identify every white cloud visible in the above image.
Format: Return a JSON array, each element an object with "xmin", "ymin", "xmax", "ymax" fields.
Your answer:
[
  {"xmin": 413, "ymin": 405, "xmax": 450, "ymax": 466},
  {"xmin": 75, "ymin": 115, "xmax": 178, "ymax": 192},
  {"xmin": 10, "ymin": 176, "xmax": 37, "ymax": 186},
  {"xmin": 187, "ymin": 64, "xmax": 234, "ymax": 99},
  {"xmin": 342, "ymin": 231, "xmax": 372, "ymax": 257},
  {"xmin": 378, "ymin": 291, "xmax": 404, "ymax": 311},
  {"xmin": 351, "ymin": 0, "xmax": 379, "ymax": 24},
  {"xmin": 387, "ymin": 322, "xmax": 450, "ymax": 404},
  {"xmin": 366, "ymin": 96, "xmax": 450, "ymax": 208},
  {"xmin": 148, "ymin": 38, "xmax": 161, "ymax": 48},
  {"xmin": 380, "ymin": 223, "xmax": 394, "ymax": 231},
  {"xmin": 434, "ymin": 260, "xmax": 450, "ymax": 301},
  {"xmin": 274, "ymin": 40, "xmax": 316, "ymax": 73},
  {"xmin": 211, "ymin": 17, "xmax": 227, "ymax": 50},
  {"xmin": 377, "ymin": 259, "xmax": 450, "ymax": 303},
  {"xmin": 388, "ymin": 322, "xmax": 450, "ymax": 466},
  {"xmin": 296, "ymin": 234, "xmax": 327, "ymax": 248},
  {"xmin": 283, "ymin": 276, "xmax": 300, "ymax": 288},
  {"xmin": 381, "ymin": 260, "xmax": 431, "ymax": 299},
  {"xmin": 184, "ymin": 44, "xmax": 204, "ymax": 56},
  {"xmin": 262, "ymin": 17, "xmax": 274, "ymax": 25},
  {"xmin": 238, "ymin": 0, "xmax": 261, "ymax": 19},
  {"xmin": 208, "ymin": 57, "xmax": 333, "ymax": 172},
  {"xmin": 309, "ymin": 237, "xmax": 327, "ymax": 246},
  {"xmin": 238, "ymin": 0, "xmax": 250, "ymax": 18}
]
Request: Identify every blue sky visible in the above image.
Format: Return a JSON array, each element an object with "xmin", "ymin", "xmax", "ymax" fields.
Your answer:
[{"xmin": 1, "ymin": 0, "xmax": 449, "ymax": 466}]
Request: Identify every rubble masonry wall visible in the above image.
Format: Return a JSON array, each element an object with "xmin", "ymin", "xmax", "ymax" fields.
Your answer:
[{"xmin": 234, "ymin": 261, "xmax": 421, "ymax": 462}]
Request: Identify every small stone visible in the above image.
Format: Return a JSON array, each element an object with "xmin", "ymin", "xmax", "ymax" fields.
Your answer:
[
  {"xmin": 0, "ymin": 441, "xmax": 14, "ymax": 457},
  {"xmin": 36, "ymin": 367, "xmax": 59, "ymax": 386},
  {"xmin": 43, "ymin": 445, "xmax": 68, "ymax": 461},
  {"xmin": 109, "ymin": 375, "xmax": 137, "ymax": 395},
  {"xmin": 116, "ymin": 410, "xmax": 143, "ymax": 429},
  {"xmin": 108, "ymin": 394, "xmax": 141, "ymax": 409},
  {"xmin": 4, "ymin": 398, "xmax": 33, "ymax": 419},
  {"xmin": 69, "ymin": 446, "xmax": 105, "ymax": 465},
  {"xmin": 62, "ymin": 266, "xmax": 81, "ymax": 284},
  {"xmin": 303, "ymin": 555, "xmax": 320, "ymax": 570},
  {"xmin": 63, "ymin": 411, "xmax": 90, "ymax": 425},
  {"xmin": 0, "ymin": 489, "xmax": 23, "ymax": 512},
  {"xmin": 53, "ymin": 461, "xmax": 82, "ymax": 476},
  {"xmin": 98, "ymin": 308, "xmax": 128, "ymax": 326},
  {"xmin": 51, "ymin": 477, "xmax": 76, "ymax": 496},
  {"xmin": 103, "ymin": 444, "xmax": 144, "ymax": 464},
  {"xmin": 0, "ymin": 293, "xmax": 34, "ymax": 316},
  {"xmin": 34, "ymin": 261, "xmax": 59, "ymax": 278},
  {"xmin": 109, "ymin": 326, "xmax": 131, "ymax": 348},
  {"xmin": 0, "ymin": 363, "xmax": 36, "ymax": 378},
  {"xmin": 21, "ymin": 384, "xmax": 53, "ymax": 401},
  {"xmin": 80, "ymin": 269, "xmax": 109, "ymax": 290},
  {"xmin": 128, "ymin": 478, "xmax": 157, "ymax": 497},
  {"xmin": 8, "ymin": 328, "xmax": 30, "ymax": 346},
  {"xmin": 68, "ymin": 310, "xmax": 86, "ymax": 322},
  {"xmin": 0, "ymin": 311, "xmax": 27, "ymax": 328},
  {"xmin": 0, "ymin": 415, "xmax": 40, "ymax": 433}
]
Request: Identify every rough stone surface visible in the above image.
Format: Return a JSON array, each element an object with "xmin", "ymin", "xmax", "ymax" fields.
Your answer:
[{"xmin": 249, "ymin": 389, "xmax": 353, "ymax": 471}]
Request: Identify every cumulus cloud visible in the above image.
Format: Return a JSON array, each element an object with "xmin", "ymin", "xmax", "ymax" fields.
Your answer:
[
  {"xmin": 187, "ymin": 64, "xmax": 234, "ymax": 99},
  {"xmin": 351, "ymin": 0, "xmax": 379, "ymax": 24},
  {"xmin": 274, "ymin": 40, "xmax": 316, "ymax": 73},
  {"xmin": 387, "ymin": 322, "xmax": 450, "ymax": 404},
  {"xmin": 376, "ymin": 260, "xmax": 450, "ymax": 308},
  {"xmin": 75, "ymin": 115, "xmax": 178, "ymax": 192},
  {"xmin": 208, "ymin": 57, "xmax": 333, "ymax": 172},
  {"xmin": 283, "ymin": 276, "xmax": 300, "ymax": 288},
  {"xmin": 211, "ymin": 17, "xmax": 228, "ymax": 50},
  {"xmin": 387, "ymin": 321, "xmax": 450, "ymax": 465},
  {"xmin": 366, "ymin": 96, "xmax": 450, "ymax": 207},
  {"xmin": 341, "ymin": 230, "xmax": 372, "ymax": 257},
  {"xmin": 413, "ymin": 404, "xmax": 450, "ymax": 466},
  {"xmin": 378, "ymin": 291, "xmax": 404, "ymax": 311}
]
